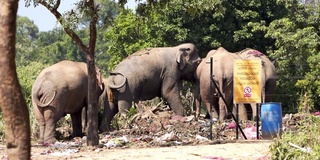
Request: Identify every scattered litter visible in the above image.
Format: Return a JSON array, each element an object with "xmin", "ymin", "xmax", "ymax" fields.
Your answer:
[
  {"xmin": 211, "ymin": 118, "xmax": 218, "ymax": 123},
  {"xmin": 202, "ymin": 155, "xmax": 231, "ymax": 160},
  {"xmin": 53, "ymin": 142, "xmax": 68, "ymax": 148},
  {"xmin": 314, "ymin": 111, "xmax": 320, "ymax": 116},
  {"xmin": 171, "ymin": 115, "xmax": 187, "ymax": 122},
  {"xmin": 185, "ymin": 115, "xmax": 195, "ymax": 122},
  {"xmin": 174, "ymin": 141, "xmax": 183, "ymax": 145},
  {"xmin": 156, "ymin": 131, "xmax": 177, "ymax": 142},
  {"xmin": 242, "ymin": 124, "xmax": 258, "ymax": 140},
  {"xmin": 195, "ymin": 135, "xmax": 210, "ymax": 142},
  {"xmin": 289, "ymin": 142, "xmax": 312, "ymax": 153},
  {"xmin": 95, "ymin": 148, "xmax": 103, "ymax": 152},
  {"xmin": 50, "ymin": 149, "xmax": 79, "ymax": 156},
  {"xmin": 226, "ymin": 122, "xmax": 236, "ymax": 129},
  {"xmin": 104, "ymin": 136, "xmax": 128, "ymax": 148},
  {"xmin": 40, "ymin": 149, "xmax": 52, "ymax": 155},
  {"xmin": 257, "ymin": 155, "xmax": 270, "ymax": 160}
]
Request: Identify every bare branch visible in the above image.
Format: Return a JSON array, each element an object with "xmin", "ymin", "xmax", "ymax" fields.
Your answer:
[
  {"xmin": 53, "ymin": 0, "xmax": 60, "ymax": 10},
  {"xmin": 88, "ymin": 0, "xmax": 99, "ymax": 60}
]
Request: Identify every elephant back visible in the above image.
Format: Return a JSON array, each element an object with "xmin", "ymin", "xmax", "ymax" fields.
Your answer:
[{"xmin": 237, "ymin": 48, "xmax": 265, "ymax": 59}]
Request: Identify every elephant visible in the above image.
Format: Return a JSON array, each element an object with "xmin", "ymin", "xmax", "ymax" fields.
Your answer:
[
  {"xmin": 194, "ymin": 47, "xmax": 241, "ymax": 121},
  {"xmin": 236, "ymin": 49, "xmax": 277, "ymax": 120},
  {"xmin": 32, "ymin": 60, "xmax": 104, "ymax": 144},
  {"xmin": 99, "ymin": 43, "xmax": 201, "ymax": 131}
]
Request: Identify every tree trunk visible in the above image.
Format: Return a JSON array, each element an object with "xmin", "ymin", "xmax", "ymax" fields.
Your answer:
[
  {"xmin": 86, "ymin": 0, "xmax": 99, "ymax": 146},
  {"xmin": 86, "ymin": 56, "xmax": 99, "ymax": 146},
  {"xmin": 0, "ymin": 0, "xmax": 31, "ymax": 159},
  {"xmin": 38, "ymin": 0, "xmax": 100, "ymax": 146}
]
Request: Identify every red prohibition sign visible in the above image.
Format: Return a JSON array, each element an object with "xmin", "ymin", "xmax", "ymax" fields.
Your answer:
[{"xmin": 244, "ymin": 86, "xmax": 252, "ymax": 94}]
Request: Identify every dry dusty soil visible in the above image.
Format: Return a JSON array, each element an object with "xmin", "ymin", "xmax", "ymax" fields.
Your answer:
[
  {"xmin": 1, "ymin": 105, "xmax": 283, "ymax": 160},
  {"xmin": 0, "ymin": 140, "xmax": 271, "ymax": 160}
]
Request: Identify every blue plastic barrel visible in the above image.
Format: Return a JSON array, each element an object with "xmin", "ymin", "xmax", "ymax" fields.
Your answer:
[{"xmin": 261, "ymin": 102, "xmax": 282, "ymax": 139}]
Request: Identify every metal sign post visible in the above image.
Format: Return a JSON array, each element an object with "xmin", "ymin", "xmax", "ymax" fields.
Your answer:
[{"xmin": 209, "ymin": 57, "xmax": 213, "ymax": 140}]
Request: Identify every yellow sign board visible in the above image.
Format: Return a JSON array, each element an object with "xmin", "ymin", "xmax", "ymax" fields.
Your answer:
[{"xmin": 234, "ymin": 59, "xmax": 262, "ymax": 103}]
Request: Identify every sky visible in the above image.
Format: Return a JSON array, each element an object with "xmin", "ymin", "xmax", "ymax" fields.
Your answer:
[{"xmin": 18, "ymin": 0, "xmax": 138, "ymax": 32}]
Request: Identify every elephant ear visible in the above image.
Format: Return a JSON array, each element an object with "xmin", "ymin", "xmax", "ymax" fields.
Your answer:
[{"xmin": 176, "ymin": 48, "xmax": 189, "ymax": 70}]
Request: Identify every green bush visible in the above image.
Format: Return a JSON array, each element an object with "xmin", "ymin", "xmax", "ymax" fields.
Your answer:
[
  {"xmin": 17, "ymin": 62, "xmax": 49, "ymax": 141},
  {"xmin": 270, "ymin": 115, "xmax": 320, "ymax": 159}
]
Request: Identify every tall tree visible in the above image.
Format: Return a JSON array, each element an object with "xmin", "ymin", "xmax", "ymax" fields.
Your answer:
[
  {"xmin": 0, "ymin": 0, "xmax": 31, "ymax": 159},
  {"xmin": 111, "ymin": 0, "xmax": 320, "ymax": 112},
  {"xmin": 267, "ymin": 0, "xmax": 320, "ymax": 112},
  {"xmin": 16, "ymin": 16, "xmax": 39, "ymax": 66}
]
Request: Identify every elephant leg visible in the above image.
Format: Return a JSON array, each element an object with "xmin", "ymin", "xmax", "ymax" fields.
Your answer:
[
  {"xmin": 194, "ymin": 81, "xmax": 201, "ymax": 120},
  {"xmin": 250, "ymin": 103, "xmax": 259, "ymax": 121},
  {"xmin": 81, "ymin": 106, "xmax": 87, "ymax": 133},
  {"xmin": 34, "ymin": 107, "xmax": 45, "ymax": 144},
  {"xmin": 38, "ymin": 120, "xmax": 45, "ymax": 144},
  {"xmin": 43, "ymin": 107, "xmax": 65, "ymax": 144},
  {"xmin": 100, "ymin": 101, "xmax": 118, "ymax": 132},
  {"xmin": 204, "ymin": 98, "xmax": 219, "ymax": 120},
  {"xmin": 42, "ymin": 108, "xmax": 58, "ymax": 144},
  {"xmin": 118, "ymin": 99, "xmax": 132, "ymax": 128},
  {"xmin": 236, "ymin": 104, "xmax": 248, "ymax": 120},
  {"xmin": 218, "ymin": 97, "xmax": 227, "ymax": 121},
  {"xmin": 162, "ymin": 84, "xmax": 184, "ymax": 116},
  {"xmin": 224, "ymin": 92, "xmax": 234, "ymax": 119},
  {"xmin": 70, "ymin": 109, "xmax": 83, "ymax": 138}
]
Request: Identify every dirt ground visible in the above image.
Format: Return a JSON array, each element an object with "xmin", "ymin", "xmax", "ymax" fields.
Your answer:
[
  {"xmin": 0, "ymin": 140, "xmax": 271, "ymax": 160},
  {"xmin": 2, "ymin": 103, "xmax": 292, "ymax": 160}
]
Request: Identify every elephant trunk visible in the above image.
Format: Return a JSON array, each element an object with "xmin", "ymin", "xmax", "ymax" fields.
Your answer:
[
  {"xmin": 108, "ymin": 72, "xmax": 126, "ymax": 89},
  {"xmin": 33, "ymin": 91, "xmax": 56, "ymax": 108}
]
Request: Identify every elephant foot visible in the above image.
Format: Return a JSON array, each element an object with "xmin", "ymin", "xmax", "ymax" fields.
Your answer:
[
  {"xmin": 43, "ymin": 137, "xmax": 57, "ymax": 145},
  {"xmin": 253, "ymin": 116, "xmax": 260, "ymax": 122},
  {"xmin": 99, "ymin": 120, "xmax": 112, "ymax": 133},
  {"xmin": 72, "ymin": 132, "xmax": 83, "ymax": 138},
  {"xmin": 37, "ymin": 139, "xmax": 44, "ymax": 145}
]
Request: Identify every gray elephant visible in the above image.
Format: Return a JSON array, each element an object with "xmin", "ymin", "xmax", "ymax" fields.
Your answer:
[
  {"xmin": 236, "ymin": 49, "xmax": 277, "ymax": 120},
  {"xmin": 194, "ymin": 47, "xmax": 241, "ymax": 121},
  {"xmin": 32, "ymin": 60, "xmax": 104, "ymax": 144},
  {"xmin": 100, "ymin": 43, "xmax": 201, "ymax": 131}
]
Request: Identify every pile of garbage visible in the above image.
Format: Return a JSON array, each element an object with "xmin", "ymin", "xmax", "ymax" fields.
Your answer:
[{"xmin": 36, "ymin": 104, "xmax": 318, "ymax": 157}]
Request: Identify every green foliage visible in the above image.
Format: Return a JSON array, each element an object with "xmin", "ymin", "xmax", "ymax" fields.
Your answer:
[
  {"xmin": 35, "ymin": 29, "xmax": 87, "ymax": 64},
  {"xmin": 105, "ymin": 9, "xmax": 164, "ymax": 70},
  {"xmin": 106, "ymin": 0, "xmax": 320, "ymax": 113},
  {"xmin": 16, "ymin": 62, "xmax": 49, "ymax": 141},
  {"xmin": 16, "ymin": 16, "xmax": 39, "ymax": 66},
  {"xmin": 16, "ymin": 0, "xmax": 320, "ymax": 121},
  {"xmin": 270, "ymin": 115, "xmax": 320, "ymax": 159},
  {"xmin": 17, "ymin": 62, "xmax": 48, "ymax": 108},
  {"xmin": 266, "ymin": 1, "xmax": 320, "ymax": 112}
]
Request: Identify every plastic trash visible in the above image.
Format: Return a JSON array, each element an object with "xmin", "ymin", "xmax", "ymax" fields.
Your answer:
[{"xmin": 104, "ymin": 136, "xmax": 128, "ymax": 148}]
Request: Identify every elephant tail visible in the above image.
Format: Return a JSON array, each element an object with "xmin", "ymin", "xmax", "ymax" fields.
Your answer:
[
  {"xmin": 33, "ymin": 90, "xmax": 56, "ymax": 108},
  {"xmin": 108, "ymin": 72, "xmax": 126, "ymax": 89}
]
